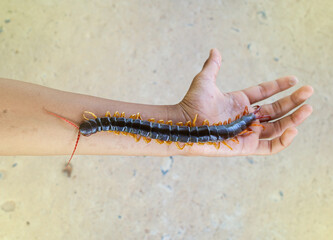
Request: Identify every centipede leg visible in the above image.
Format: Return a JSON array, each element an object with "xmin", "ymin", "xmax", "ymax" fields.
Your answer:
[
  {"xmin": 157, "ymin": 120, "xmax": 164, "ymax": 124},
  {"xmin": 213, "ymin": 142, "xmax": 221, "ymax": 150},
  {"xmin": 166, "ymin": 120, "xmax": 173, "ymax": 125},
  {"xmin": 243, "ymin": 106, "xmax": 249, "ymax": 115},
  {"xmin": 202, "ymin": 120, "xmax": 209, "ymax": 126},
  {"xmin": 143, "ymin": 137, "xmax": 151, "ymax": 143},
  {"xmin": 129, "ymin": 114, "xmax": 135, "ymax": 119},
  {"xmin": 155, "ymin": 139, "xmax": 164, "ymax": 144},
  {"xmin": 238, "ymin": 129, "xmax": 254, "ymax": 136},
  {"xmin": 176, "ymin": 122, "xmax": 183, "ymax": 126},
  {"xmin": 250, "ymin": 123, "xmax": 265, "ymax": 130},
  {"xmin": 148, "ymin": 118, "xmax": 155, "ymax": 122},
  {"xmin": 176, "ymin": 142, "xmax": 186, "ymax": 150},
  {"xmin": 192, "ymin": 114, "xmax": 198, "ymax": 127},
  {"xmin": 83, "ymin": 111, "xmax": 98, "ymax": 120},
  {"xmin": 136, "ymin": 113, "xmax": 143, "ymax": 120},
  {"xmin": 113, "ymin": 111, "xmax": 120, "ymax": 117},
  {"xmin": 185, "ymin": 121, "xmax": 192, "ymax": 127},
  {"xmin": 135, "ymin": 135, "xmax": 141, "ymax": 142},
  {"xmin": 222, "ymin": 141, "xmax": 233, "ymax": 150}
]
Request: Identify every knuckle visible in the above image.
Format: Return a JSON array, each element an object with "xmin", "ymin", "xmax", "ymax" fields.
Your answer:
[
  {"xmin": 272, "ymin": 100, "xmax": 283, "ymax": 115},
  {"xmin": 258, "ymin": 84, "xmax": 267, "ymax": 99},
  {"xmin": 274, "ymin": 121, "xmax": 283, "ymax": 136}
]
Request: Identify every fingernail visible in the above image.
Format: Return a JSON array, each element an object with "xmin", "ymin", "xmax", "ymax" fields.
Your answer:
[{"xmin": 289, "ymin": 77, "xmax": 298, "ymax": 86}]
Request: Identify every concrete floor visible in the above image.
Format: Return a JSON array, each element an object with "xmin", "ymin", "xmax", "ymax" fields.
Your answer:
[{"xmin": 0, "ymin": 1, "xmax": 332, "ymax": 239}]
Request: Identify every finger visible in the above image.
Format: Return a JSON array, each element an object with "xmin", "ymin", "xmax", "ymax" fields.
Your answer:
[
  {"xmin": 260, "ymin": 104, "xmax": 313, "ymax": 139},
  {"xmin": 260, "ymin": 85, "xmax": 314, "ymax": 120},
  {"xmin": 241, "ymin": 76, "xmax": 298, "ymax": 104},
  {"xmin": 256, "ymin": 127, "xmax": 298, "ymax": 155},
  {"xmin": 200, "ymin": 48, "xmax": 222, "ymax": 80}
]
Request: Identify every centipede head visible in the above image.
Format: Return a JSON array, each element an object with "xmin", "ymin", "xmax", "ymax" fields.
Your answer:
[{"xmin": 252, "ymin": 105, "xmax": 271, "ymax": 122}]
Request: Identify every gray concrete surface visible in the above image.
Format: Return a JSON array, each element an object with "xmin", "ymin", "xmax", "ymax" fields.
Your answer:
[{"xmin": 0, "ymin": 1, "xmax": 332, "ymax": 239}]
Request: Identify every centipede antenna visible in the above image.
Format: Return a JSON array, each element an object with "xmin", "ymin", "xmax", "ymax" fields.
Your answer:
[
  {"xmin": 44, "ymin": 109, "xmax": 79, "ymax": 129},
  {"xmin": 253, "ymin": 105, "xmax": 261, "ymax": 114},
  {"xmin": 256, "ymin": 115, "xmax": 272, "ymax": 122},
  {"xmin": 66, "ymin": 132, "xmax": 81, "ymax": 167},
  {"xmin": 44, "ymin": 108, "xmax": 81, "ymax": 165}
]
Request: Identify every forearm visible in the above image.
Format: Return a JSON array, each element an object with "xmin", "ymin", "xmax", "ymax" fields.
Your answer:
[{"xmin": 0, "ymin": 78, "xmax": 182, "ymax": 156}]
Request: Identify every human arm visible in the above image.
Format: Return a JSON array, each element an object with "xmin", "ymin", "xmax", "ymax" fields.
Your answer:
[{"xmin": 0, "ymin": 49, "xmax": 313, "ymax": 157}]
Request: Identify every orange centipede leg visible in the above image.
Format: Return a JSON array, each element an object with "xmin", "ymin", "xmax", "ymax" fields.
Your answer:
[
  {"xmin": 202, "ymin": 120, "xmax": 209, "ymax": 126},
  {"xmin": 238, "ymin": 129, "xmax": 254, "ymax": 136},
  {"xmin": 243, "ymin": 106, "xmax": 249, "ymax": 115},
  {"xmin": 113, "ymin": 111, "xmax": 120, "ymax": 117},
  {"xmin": 155, "ymin": 139, "xmax": 164, "ymax": 144},
  {"xmin": 213, "ymin": 142, "xmax": 221, "ymax": 150},
  {"xmin": 165, "ymin": 141, "xmax": 172, "ymax": 145},
  {"xmin": 157, "ymin": 120, "xmax": 164, "ymax": 124},
  {"xmin": 166, "ymin": 120, "xmax": 173, "ymax": 125},
  {"xmin": 129, "ymin": 114, "xmax": 137, "ymax": 119},
  {"xmin": 192, "ymin": 114, "xmax": 198, "ymax": 127},
  {"xmin": 143, "ymin": 137, "xmax": 151, "ymax": 143},
  {"xmin": 238, "ymin": 129, "xmax": 248, "ymax": 135},
  {"xmin": 136, "ymin": 113, "xmax": 143, "ymax": 120},
  {"xmin": 135, "ymin": 135, "xmax": 141, "ymax": 142},
  {"xmin": 105, "ymin": 111, "xmax": 112, "ymax": 117},
  {"xmin": 83, "ymin": 111, "xmax": 98, "ymax": 120},
  {"xmin": 250, "ymin": 123, "xmax": 265, "ymax": 130},
  {"xmin": 185, "ymin": 121, "xmax": 192, "ymax": 127},
  {"xmin": 128, "ymin": 133, "xmax": 135, "ymax": 138},
  {"xmin": 175, "ymin": 142, "xmax": 186, "ymax": 150},
  {"xmin": 222, "ymin": 141, "xmax": 233, "ymax": 150},
  {"xmin": 148, "ymin": 118, "xmax": 155, "ymax": 122},
  {"xmin": 176, "ymin": 122, "xmax": 183, "ymax": 126}
]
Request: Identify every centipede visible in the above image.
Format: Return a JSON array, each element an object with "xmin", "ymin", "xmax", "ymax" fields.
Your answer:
[{"xmin": 46, "ymin": 105, "xmax": 270, "ymax": 166}]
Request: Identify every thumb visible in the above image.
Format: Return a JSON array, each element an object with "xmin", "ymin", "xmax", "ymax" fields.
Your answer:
[{"xmin": 200, "ymin": 48, "xmax": 222, "ymax": 80}]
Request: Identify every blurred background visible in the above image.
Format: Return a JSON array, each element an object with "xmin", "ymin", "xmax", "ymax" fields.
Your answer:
[{"xmin": 0, "ymin": 0, "xmax": 332, "ymax": 239}]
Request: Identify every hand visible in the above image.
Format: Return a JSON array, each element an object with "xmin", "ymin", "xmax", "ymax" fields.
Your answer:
[{"xmin": 176, "ymin": 48, "xmax": 313, "ymax": 156}]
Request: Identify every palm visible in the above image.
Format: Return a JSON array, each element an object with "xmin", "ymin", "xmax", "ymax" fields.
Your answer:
[
  {"xmin": 176, "ymin": 49, "xmax": 313, "ymax": 156},
  {"xmin": 179, "ymin": 74, "xmax": 260, "ymax": 155}
]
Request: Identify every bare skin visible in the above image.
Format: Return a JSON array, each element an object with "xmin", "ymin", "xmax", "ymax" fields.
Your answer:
[{"xmin": 0, "ymin": 49, "xmax": 313, "ymax": 158}]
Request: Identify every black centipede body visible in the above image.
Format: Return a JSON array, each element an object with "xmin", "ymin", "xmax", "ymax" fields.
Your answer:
[{"xmin": 79, "ymin": 113, "xmax": 257, "ymax": 143}]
